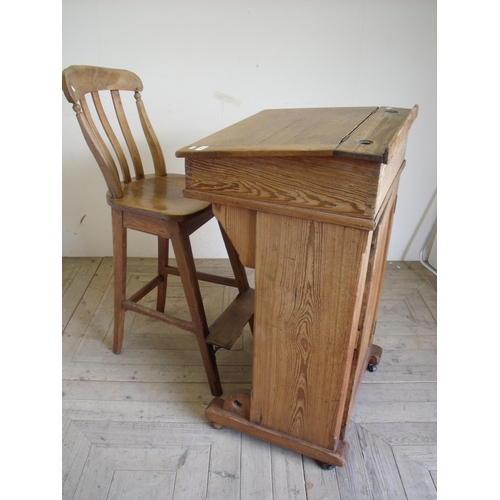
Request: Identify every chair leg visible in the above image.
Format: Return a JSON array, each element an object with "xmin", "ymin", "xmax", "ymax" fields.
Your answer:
[
  {"xmin": 170, "ymin": 222, "xmax": 223, "ymax": 397},
  {"xmin": 157, "ymin": 237, "xmax": 169, "ymax": 313},
  {"xmin": 112, "ymin": 208, "xmax": 127, "ymax": 354}
]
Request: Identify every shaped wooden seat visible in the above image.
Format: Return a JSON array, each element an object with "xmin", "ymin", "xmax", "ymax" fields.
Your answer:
[{"xmin": 62, "ymin": 65, "xmax": 254, "ymax": 396}]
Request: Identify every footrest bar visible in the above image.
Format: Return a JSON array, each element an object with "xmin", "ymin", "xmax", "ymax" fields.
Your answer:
[
  {"xmin": 163, "ymin": 266, "xmax": 241, "ymax": 288},
  {"xmin": 122, "ymin": 300, "xmax": 196, "ymax": 333}
]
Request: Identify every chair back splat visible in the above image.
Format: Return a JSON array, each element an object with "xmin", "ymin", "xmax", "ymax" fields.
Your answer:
[
  {"xmin": 62, "ymin": 65, "xmax": 254, "ymax": 397},
  {"xmin": 62, "ymin": 65, "xmax": 166, "ymax": 198}
]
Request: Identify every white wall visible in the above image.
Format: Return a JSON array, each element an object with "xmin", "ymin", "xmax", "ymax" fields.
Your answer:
[{"xmin": 62, "ymin": 0, "xmax": 436, "ymax": 260}]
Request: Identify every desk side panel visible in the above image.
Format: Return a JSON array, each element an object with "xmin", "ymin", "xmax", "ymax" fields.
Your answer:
[
  {"xmin": 375, "ymin": 138, "xmax": 407, "ymax": 217},
  {"xmin": 340, "ymin": 182, "xmax": 399, "ymax": 440},
  {"xmin": 250, "ymin": 213, "xmax": 372, "ymax": 450}
]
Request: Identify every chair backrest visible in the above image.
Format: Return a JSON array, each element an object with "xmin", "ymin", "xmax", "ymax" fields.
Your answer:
[{"xmin": 62, "ymin": 65, "xmax": 166, "ymax": 198}]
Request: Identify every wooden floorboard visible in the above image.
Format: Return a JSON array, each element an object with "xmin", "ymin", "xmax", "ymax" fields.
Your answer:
[{"xmin": 62, "ymin": 258, "xmax": 437, "ymax": 499}]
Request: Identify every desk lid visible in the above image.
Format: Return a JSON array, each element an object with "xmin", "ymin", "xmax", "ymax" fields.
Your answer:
[{"xmin": 176, "ymin": 106, "xmax": 418, "ymax": 163}]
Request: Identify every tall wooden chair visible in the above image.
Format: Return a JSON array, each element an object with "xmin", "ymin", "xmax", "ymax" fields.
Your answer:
[{"xmin": 62, "ymin": 65, "xmax": 253, "ymax": 397}]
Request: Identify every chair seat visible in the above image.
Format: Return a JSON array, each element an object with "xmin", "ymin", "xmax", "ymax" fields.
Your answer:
[{"xmin": 107, "ymin": 173, "xmax": 211, "ymax": 219}]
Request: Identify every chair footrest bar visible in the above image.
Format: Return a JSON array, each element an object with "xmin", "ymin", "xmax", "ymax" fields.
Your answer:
[
  {"xmin": 207, "ymin": 288, "xmax": 255, "ymax": 350},
  {"xmin": 164, "ymin": 266, "xmax": 241, "ymax": 288},
  {"xmin": 196, "ymin": 270, "xmax": 241, "ymax": 288},
  {"xmin": 127, "ymin": 275, "xmax": 163, "ymax": 303},
  {"xmin": 122, "ymin": 300, "xmax": 196, "ymax": 333}
]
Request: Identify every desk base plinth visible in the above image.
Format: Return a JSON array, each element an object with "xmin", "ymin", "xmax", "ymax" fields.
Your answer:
[{"xmin": 205, "ymin": 398, "xmax": 349, "ymax": 468}]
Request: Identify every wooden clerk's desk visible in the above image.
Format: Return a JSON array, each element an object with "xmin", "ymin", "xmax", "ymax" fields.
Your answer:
[{"xmin": 176, "ymin": 106, "xmax": 418, "ymax": 468}]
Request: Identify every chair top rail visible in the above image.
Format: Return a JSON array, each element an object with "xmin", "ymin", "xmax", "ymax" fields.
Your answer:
[{"xmin": 62, "ymin": 65, "xmax": 143, "ymax": 104}]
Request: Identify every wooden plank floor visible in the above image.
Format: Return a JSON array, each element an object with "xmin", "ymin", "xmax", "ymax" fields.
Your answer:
[{"xmin": 62, "ymin": 258, "xmax": 437, "ymax": 499}]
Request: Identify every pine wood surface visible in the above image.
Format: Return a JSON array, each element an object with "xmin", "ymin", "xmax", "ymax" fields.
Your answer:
[
  {"xmin": 184, "ymin": 155, "xmax": 382, "ymax": 221},
  {"xmin": 179, "ymin": 106, "xmax": 418, "ymax": 232},
  {"xmin": 250, "ymin": 214, "xmax": 371, "ymax": 450},
  {"xmin": 175, "ymin": 106, "xmax": 417, "ymax": 162},
  {"xmin": 176, "ymin": 108, "xmax": 377, "ymax": 157},
  {"xmin": 341, "ymin": 187, "xmax": 398, "ymax": 440},
  {"xmin": 109, "ymin": 174, "xmax": 211, "ymax": 218},
  {"xmin": 212, "ymin": 204, "xmax": 256, "ymax": 268},
  {"xmin": 63, "ymin": 257, "xmax": 436, "ymax": 499}
]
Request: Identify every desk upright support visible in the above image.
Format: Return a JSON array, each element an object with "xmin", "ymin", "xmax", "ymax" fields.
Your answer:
[{"xmin": 176, "ymin": 106, "xmax": 418, "ymax": 467}]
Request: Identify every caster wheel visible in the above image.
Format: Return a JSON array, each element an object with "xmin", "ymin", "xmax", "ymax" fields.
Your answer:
[
  {"xmin": 321, "ymin": 462, "xmax": 336, "ymax": 470},
  {"xmin": 316, "ymin": 460, "xmax": 336, "ymax": 470},
  {"xmin": 367, "ymin": 363, "xmax": 377, "ymax": 372}
]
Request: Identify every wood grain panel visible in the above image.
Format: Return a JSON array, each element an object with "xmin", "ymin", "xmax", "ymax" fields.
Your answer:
[
  {"xmin": 250, "ymin": 213, "xmax": 372, "ymax": 449},
  {"xmin": 186, "ymin": 156, "xmax": 381, "ymax": 220}
]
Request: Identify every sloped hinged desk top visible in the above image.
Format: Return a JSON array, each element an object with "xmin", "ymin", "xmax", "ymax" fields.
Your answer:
[{"xmin": 176, "ymin": 106, "xmax": 418, "ymax": 229}]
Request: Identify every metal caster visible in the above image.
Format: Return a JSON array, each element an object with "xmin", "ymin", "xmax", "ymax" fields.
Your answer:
[
  {"xmin": 316, "ymin": 460, "xmax": 336, "ymax": 470},
  {"xmin": 367, "ymin": 362, "xmax": 377, "ymax": 372},
  {"xmin": 321, "ymin": 462, "xmax": 336, "ymax": 470}
]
